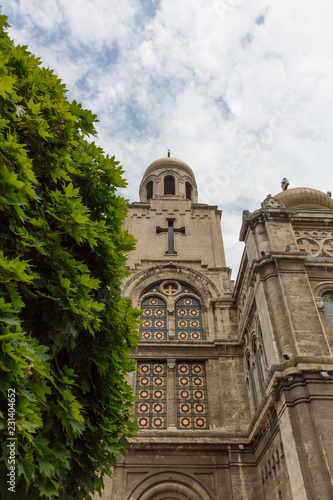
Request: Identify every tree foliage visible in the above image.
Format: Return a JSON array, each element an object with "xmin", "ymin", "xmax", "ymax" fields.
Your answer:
[{"xmin": 0, "ymin": 15, "xmax": 139, "ymax": 499}]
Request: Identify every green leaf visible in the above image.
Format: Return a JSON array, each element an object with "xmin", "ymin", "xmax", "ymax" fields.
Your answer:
[
  {"xmin": 0, "ymin": 73, "xmax": 15, "ymax": 98},
  {"xmin": 37, "ymin": 481, "xmax": 59, "ymax": 498},
  {"xmin": 0, "ymin": 165, "xmax": 25, "ymax": 189},
  {"xmin": 27, "ymin": 98, "xmax": 41, "ymax": 115},
  {"xmin": 37, "ymin": 457, "xmax": 55, "ymax": 478}
]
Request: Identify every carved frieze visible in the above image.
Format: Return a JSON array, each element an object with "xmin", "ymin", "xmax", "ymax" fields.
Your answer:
[{"xmin": 294, "ymin": 230, "xmax": 333, "ymax": 257}]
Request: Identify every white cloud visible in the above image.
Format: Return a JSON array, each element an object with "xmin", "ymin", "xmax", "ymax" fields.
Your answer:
[{"xmin": 5, "ymin": 0, "xmax": 333, "ymax": 276}]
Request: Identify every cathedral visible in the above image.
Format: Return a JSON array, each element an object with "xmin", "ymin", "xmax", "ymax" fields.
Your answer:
[{"xmin": 97, "ymin": 156, "xmax": 333, "ymax": 500}]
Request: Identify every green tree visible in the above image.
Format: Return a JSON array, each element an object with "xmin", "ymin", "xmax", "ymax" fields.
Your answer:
[{"xmin": 0, "ymin": 15, "xmax": 139, "ymax": 499}]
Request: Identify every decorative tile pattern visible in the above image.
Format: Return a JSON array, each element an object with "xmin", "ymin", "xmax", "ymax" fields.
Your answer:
[
  {"xmin": 176, "ymin": 362, "xmax": 208, "ymax": 429},
  {"xmin": 175, "ymin": 297, "xmax": 202, "ymax": 340},
  {"xmin": 136, "ymin": 362, "xmax": 167, "ymax": 429},
  {"xmin": 140, "ymin": 297, "xmax": 167, "ymax": 341}
]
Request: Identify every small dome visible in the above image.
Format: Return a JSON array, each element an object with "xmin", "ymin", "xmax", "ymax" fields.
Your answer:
[
  {"xmin": 139, "ymin": 156, "xmax": 198, "ymax": 203},
  {"xmin": 274, "ymin": 187, "xmax": 333, "ymax": 209},
  {"xmin": 143, "ymin": 157, "xmax": 195, "ymax": 180}
]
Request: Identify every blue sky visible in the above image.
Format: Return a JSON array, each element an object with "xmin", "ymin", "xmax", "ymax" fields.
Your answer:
[{"xmin": 4, "ymin": 0, "xmax": 333, "ymax": 276}]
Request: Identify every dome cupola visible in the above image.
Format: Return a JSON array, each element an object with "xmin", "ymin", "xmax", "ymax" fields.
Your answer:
[
  {"xmin": 273, "ymin": 187, "xmax": 333, "ymax": 210},
  {"xmin": 139, "ymin": 154, "xmax": 198, "ymax": 203}
]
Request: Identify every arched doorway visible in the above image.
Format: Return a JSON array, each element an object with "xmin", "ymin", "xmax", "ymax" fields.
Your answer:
[
  {"xmin": 128, "ymin": 472, "xmax": 213, "ymax": 500},
  {"xmin": 138, "ymin": 482, "xmax": 201, "ymax": 499}
]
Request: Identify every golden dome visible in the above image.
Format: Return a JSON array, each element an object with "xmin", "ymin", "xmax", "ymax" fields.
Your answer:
[
  {"xmin": 143, "ymin": 157, "xmax": 195, "ymax": 179},
  {"xmin": 274, "ymin": 187, "xmax": 333, "ymax": 209}
]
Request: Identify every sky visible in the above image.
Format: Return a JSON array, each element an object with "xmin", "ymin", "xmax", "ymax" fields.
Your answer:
[{"xmin": 4, "ymin": 0, "xmax": 333, "ymax": 278}]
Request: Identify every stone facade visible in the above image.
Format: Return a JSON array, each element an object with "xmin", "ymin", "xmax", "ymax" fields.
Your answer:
[{"xmin": 95, "ymin": 158, "xmax": 333, "ymax": 500}]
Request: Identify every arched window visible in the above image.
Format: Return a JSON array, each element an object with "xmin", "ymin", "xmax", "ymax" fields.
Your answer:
[
  {"xmin": 164, "ymin": 175, "xmax": 175, "ymax": 195},
  {"xmin": 254, "ymin": 341, "xmax": 265, "ymax": 397},
  {"xmin": 146, "ymin": 180, "xmax": 153, "ymax": 200},
  {"xmin": 185, "ymin": 182, "xmax": 192, "ymax": 200},
  {"xmin": 140, "ymin": 297, "xmax": 167, "ymax": 341},
  {"xmin": 247, "ymin": 354, "xmax": 258, "ymax": 412},
  {"xmin": 175, "ymin": 297, "xmax": 202, "ymax": 340},
  {"xmin": 323, "ymin": 292, "xmax": 333, "ymax": 331},
  {"xmin": 259, "ymin": 327, "xmax": 268, "ymax": 368}
]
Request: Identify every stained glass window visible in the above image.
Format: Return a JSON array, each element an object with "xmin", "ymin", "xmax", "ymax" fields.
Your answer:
[
  {"xmin": 136, "ymin": 362, "xmax": 166, "ymax": 430},
  {"xmin": 140, "ymin": 296, "xmax": 167, "ymax": 341},
  {"xmin": 176, "ymin": 362, "xmax": 208, "ymax": 429},
  {"xmin": 175, "ymin": 296, "xmax": 202, "ymax": 340}
]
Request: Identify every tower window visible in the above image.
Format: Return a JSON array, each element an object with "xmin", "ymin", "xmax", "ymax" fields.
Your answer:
[
  {"xmin": 323, "ymin": 292, "xmax": 333, "ymax": 331},
  {"xmin": 164, "ymin": 175, "xmax": 175, "ymax": 195},
  {"xmin": 146, "ymin": 180, "xmax": 153, "ymax": 200},
  {"xmin": 185, "ymin": 182, "xmax": 192, "ymax": 200}
]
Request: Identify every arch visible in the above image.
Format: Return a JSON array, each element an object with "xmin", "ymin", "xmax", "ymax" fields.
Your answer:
[
  {"xmin": 185, "ymin": 181, "xmax": 192, "ymax": 200},
  {"xmin": 128, "ymin": 471, "xmax": 213, "ymax": 500},
  {"xmin": 122, "ymin": 264, "xmax": 220, "ymax": 303},
  {"xmin": 312, "ymin": 281, "xmax": 333, "ymax": 298},
  {"xmin": 164, "ymin": 175, "xmax": 175, "ymax": 195},
  {"xmin": 139, "ymin": 482, "xmax": 201, "ymax": 499},
  {"xmin": 146, "ymin": 180, "xmax": 153, "ymax": 200}
]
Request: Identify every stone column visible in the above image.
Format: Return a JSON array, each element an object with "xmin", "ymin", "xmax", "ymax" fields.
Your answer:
[
  {"xmin": 167, "ymin": 306, "xmax": 175, "ymax": 340},
  {"xmin": 167, "ymin": 359, "xmax": 177, "ymax": 430},
  {"xmin": 277, "ymin": 376, "xmax": 333, "ymax": 500}
]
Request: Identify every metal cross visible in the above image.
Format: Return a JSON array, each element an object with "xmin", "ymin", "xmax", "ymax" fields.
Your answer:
[
  {"xmin": 156, "ymin": 218, "xmax": 185, "ymax": 255},
  {"xmin": 163, "ymin": 283, "xmax": 178, "ymax": 295}
]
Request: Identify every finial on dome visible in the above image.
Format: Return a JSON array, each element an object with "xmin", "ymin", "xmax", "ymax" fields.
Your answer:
[
  {"xmin": 281, "ymin": 178, "xmax": 289, "ymax": 191},
  {"xmin": 167, "ymin": 149, "xmax": 170, "ymax": 157}
]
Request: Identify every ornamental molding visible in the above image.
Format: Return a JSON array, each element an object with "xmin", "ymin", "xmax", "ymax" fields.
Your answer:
[
  {"xmin": 122, "ymin": 264, "xmax": 220, "ymax": 299},
  {"xmin": 261, "ymin": 195, "xmax": 286, "ymax": 209},
  {"xmin": 294, "ymin": 230, "xmax": 333, "ymax": 257}
]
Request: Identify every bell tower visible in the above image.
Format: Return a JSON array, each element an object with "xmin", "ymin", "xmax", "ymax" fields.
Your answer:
[
  {"xmin": 107, "ymin": 156, "xmax": 251, "ymax": 500},
  {"xmin": 125, "ymin": 156, "xmax": 230, "ymax": 288}
]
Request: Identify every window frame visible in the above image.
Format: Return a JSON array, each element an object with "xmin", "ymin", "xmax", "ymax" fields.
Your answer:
[
  {"xmin": 139, "ymin": 281, "xmax": 204, "ymax": 342},
  {"xmin": 185, "ymin": 181, "xmax": 192, "ymax": 200},
  {"xmin": 164, "ymin": 175, "xmax": 175, "ymax": 195},
  {"xmin": 323, "ymin": 292, "xmax": 333, "ymax": 331},
  {"xmin": 146, "ymin": 180, "xmax": 153, "ymax": 200}
]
